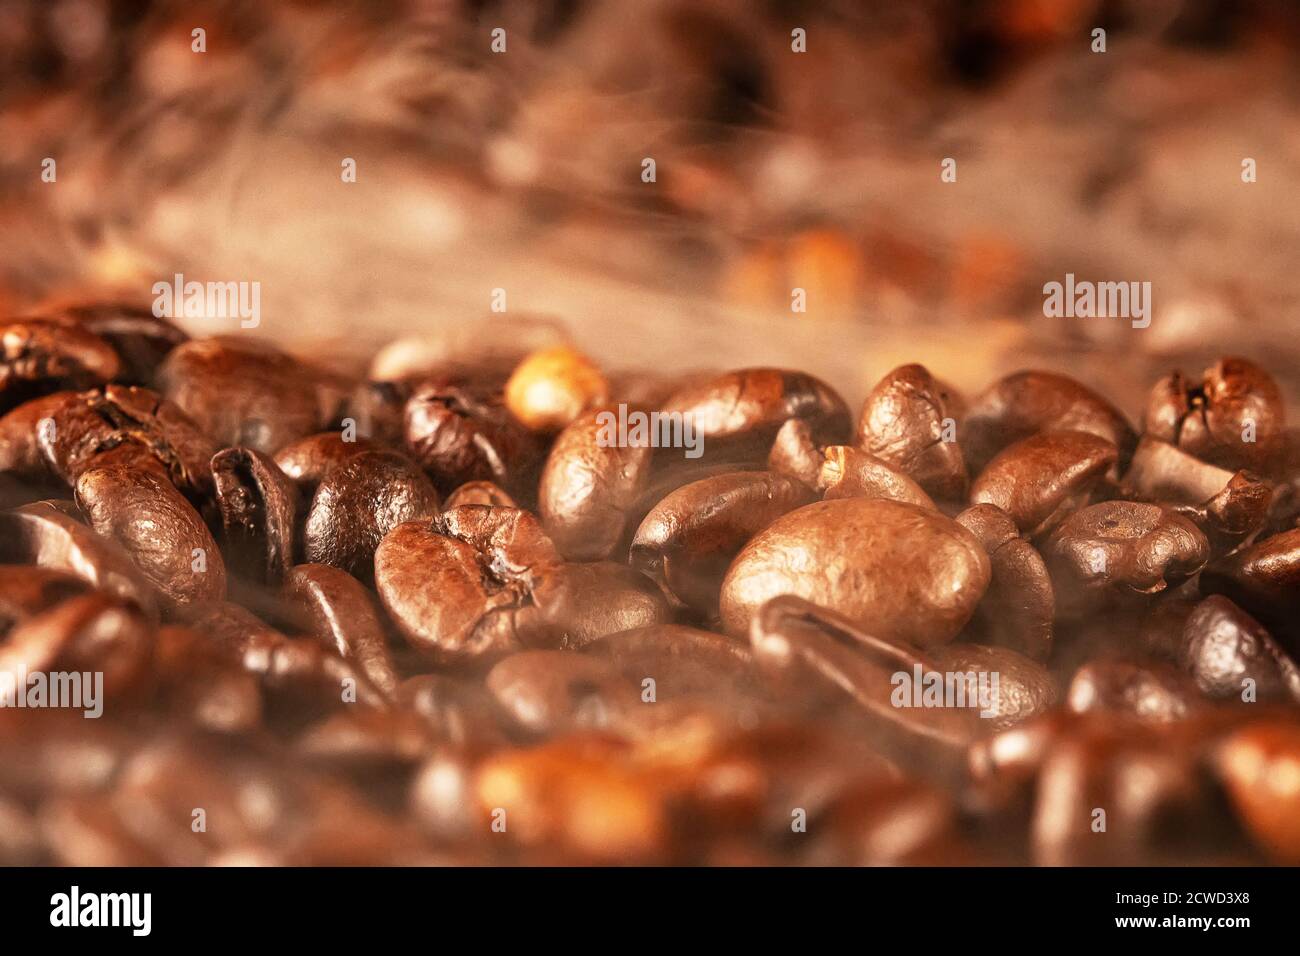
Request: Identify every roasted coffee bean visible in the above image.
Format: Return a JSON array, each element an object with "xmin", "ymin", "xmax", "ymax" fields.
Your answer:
[
  {"xmin": 57, "ymin": 303, "xmax": 188, "ymax": 386},
  {"xmin": 963, "ymin": 370, "xmax": 1136, "ymax": 474},
  {"xmin": 159, "ymin": 339, "xmax": 349, "ymax": 453},
  {"xmin": 577, "ymin": 624, "xmax": 761, "ymax": 704},
  {"xmin": 1179, "ymin": 595, "xmax": 1300, "ymax": 702},
  {"xmin": 75, "ymin": 463, "xmax": 227, "ymax": 614},
  {"xmin": 152, "ymin": 625, "xmax": 263, "ymax": 734},
  {"xmin": 747, "ymin": 597, "xmax": 985, "ymax": 773},
  {"xmin": 857, "ymin": 363, "xmax": 968, "ymax": 500},
  {"xmin": 1043, "ymin": 501, "xmax": 1210, "ymax": 614},
  {"xmin": 504, "ymin": 346, "xmax": 609, "ymax": 433},
  {"xmin": 0, "ymin": 500, "xmax": 159, "ymax": 620},
  {"xmin": 0, "ymin": 392, "xmax": 69, "ymax": 480},
  {"xmin": 1200, "ymin": 527, "xmax": 1300, "ymax": 654},
  {"xmin": 1144, "ymin": 357, "xmax": 1285, "ymax": 471},
  {"xmin": 819, "ymin": 446, "xmax": 935, "ymax": 509},
  {"xmin": 517, "ymin": 561, "xmax": 673, "ymax": 646},
  {"xmin": 282, "ymin": 563, "xmax": 398, "ymax": 696},
  {"xmin": 403, "ymin": 377, "xmax": 541, "ymax": 497},
  {"xmin": 807, "ymin": 778, "xmax": 961, "ymax": 866},
  {"xmin": 953, "ymin": 504, "xmax": 1054, "ymax": 661},
  {"xmin": 486, "ymin": 650, "xmax": 635, "ymax": 737},
  {"xmin": 444, "ymin": 480, "xmax": 518, "ymax": 509},
  {"xmin": 39, "ymin": 796, "xmax": 165, "ymax": 866},
  {"xmin": 722, "ymin": 498, "xmax": 990, "ymax": 646},
  {"xmin": 36, "ymin": 384, "xmax": 219, "ymax": 499},
  {"xmin": 303, "ymin": 449, "xmax": 440, "ymax": 582},
  {"xmin": 272, "ymin": 431, "xmax": 376, "ymax": 491},
  {"xmin": 970, "ymin": 430, "xmax": 1116, "ymax": 536},
  {"xmin": 1, "ymin": 317, "xmax": 120, "ymax": 412},
  {"xmin": 932, "ymin": 643, "xmax": 1056, "ymax": 729},
  {"xmin": 296, "ymin": 708, "xmax": 437, "ymax": 773},
  {"xmin": 347, "ymin": 379, "xmax": 410, "ymax": 447},
  {"xmin": 375, "ymin": 506, "xmax": 562, "ymax": 668},
  {"xmin": 1064, "ymin": 656, "xmax": 1202, "ymax": 722},
  {"xmin": 538, "ymin": 407, "xmax": 654, "ymax": 560},
  {"xmin": 0, "ymin": 565, "xmax": 89, "ymax": 635},
  {"xmin": 212, "ymin": 447, "xmax": 300, "ymax": 585},
  {"xmin": 631, "ymin": 471, "xmax": 814, "ymax": 613},
  {"xmin": 0, "ymin": 709, "xmax": 133, "ymax": 799},
  {"xmin": 1215, "ymin": 721, "xmax": 1300, "ymax": 864},
  {"xmin": 766, "ymin": 418, "xmax": 822, "ymax": 488},
  {"xmin": 396, "ymin": 675, "xmax": 508, "ymax": 748},
  {"xmin": 660, "ymin": 367, "xmax": 851, "ymax": 462}
]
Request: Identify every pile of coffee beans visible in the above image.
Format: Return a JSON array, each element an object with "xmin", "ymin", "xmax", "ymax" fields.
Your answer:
[{"xmin": 3, "ymin": 304, "xmax": 1300, "ymax": 865}]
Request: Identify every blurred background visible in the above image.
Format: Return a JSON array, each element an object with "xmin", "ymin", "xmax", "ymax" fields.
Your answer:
[{"xmin": 2, "ymin": 0, "xmax": 1299, "ymax": 413}]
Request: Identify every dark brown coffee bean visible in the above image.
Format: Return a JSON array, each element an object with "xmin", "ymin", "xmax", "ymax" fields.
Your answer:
[
  {"xmin": 0, "ymin": 500, "xmax": 159, "ymax": 620},
  {"xmin": 152, "ymin": 625, "xmax": 263, "ymax": 734},
  {"xmin": 486, "ymin": 650, "xmax": 634, "ymax": 737},
  {"xmin": 159, "ymin": 339, "xmax": 349, "ymax": 453},
  {"xmin": 303, "ymin": 449, "xmax": 440, "ymax": 582},
  {"xmin": 970, "ymin": 430, "xmax": 1117, "ymax": 535},
  {"xmin": 766, "ymin": 418, "xmax": 822, "ymax": 489},
  {"xmin": 282, "ymin": 563, "xmax": 398, "ymax": 696},
  {"xmin": 1064, "ymin": 656, "xmax": 1203, "ymax": 722},
  {"xmin": 857, "ymin": 363, "xmax": 968, "ymax": 500},
  {"xmin": 932, "ymin": 643, "xmax": 1056, "ymax": 729},
  {"xmin": 374, "ymin": 506, "xmax": 562, "ymax": 668},
  {"xmin": 819, "ymin": 446, "xmax": 935, "ymax": 509},
  {"xmin": 1043, "ymin": 501, "xmax": 1210, "ymax": 614},
  {"xmin": 660, "ymin": 367, "xmax": 851, "ymax": 462},
  {"xmin": 57, "ymin": 303, "xmax": 188, "ymax": 386},
  {"xmin": 443, "ymin": 480, "xmax": 518, "ymax": 509},
  {"xmin": 1215, "ymin": 721, "xmax": 1300, "ymax": 864},
  {"xmin": 403, "ymin": 377, "xmax": 541, "ymax": 497},
  {"xmin": 395, "ymin": 675, "xmax": 508, "ymax": 748},
  {"xmin": 721, "ymin": 498, "xmax": 990, "ymax": 646},
  {"xmin": 631, "ymin": 471, "xmax": 814, "ymax": 613},
  {"xmin": 1200, "ymin": 527, "xmax": 1300, "ymax": 654},
  {"xmin": 0, "ymin": 709, "xmax": 132, "ymax": 799},
  {"xmin": 347, "ymin": 379, "xmax": 410, "ymax": 447},
  {"xmin": 1, "ymin": 317, "xmax": 120, "ymax": 412},
  {"xmin": 272, "ymin": 431, "xmax": 376, "ymax": 491},
  {"xmin": 1180, "ymin": 595, "xmax": 1300, "ymax": 702},
  {"xmin": 212, "ymin": 447, "xmax": 300, "ymax": 585},
  {"xmin": 518, "ymin": 561, "xmax": 673, "ymax": 646},
  {"xmin": 963, "ymin": 370, "xmax": 1136, "ymax": 474},
  {"xmin": 1144, "ymin": 357, "xmax": 1285, "ymax": 471},
  {"xmin": 953, "ymin": 504, "xmax": 1054, "ymax": 661},
  {"xmin": 538, "ymin": 407, "xmax": 653, "ymax": 560},
  {"xmin": 0, "ymin": 392, "xmax": 69, "ymax": 480},
  {"xmin": 74, "ymin": 463, "xmax": 227, "ymax": 614}
]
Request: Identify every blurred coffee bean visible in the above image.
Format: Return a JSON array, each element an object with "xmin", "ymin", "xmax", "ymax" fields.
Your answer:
[
  {"xmin": 519, "ymin": 561, "xmax": 673, "ymax": 646},
  {"xmin": 1144, "ymin": 357, "xmax": 1285, "ymax": 471},
  {"xmin": 374, "ymin": 506, "xmax": 562, "ymax": 668},
  {"xmin": 970, "ymin": 430, "xmax": 1116, "ymax": 536},
  {"xmin": 1215, "ymin": 721, "xmax": 1300, "ymax": 864},
  {"xmin": 538, "ymin": 407, "xmax": 653, "ymax": 560},
  {"xmin": 486, "ymin": 650, "xmax": 635, "ymax": 737},
  {"xmin": 1200, "ymin": 527, "xmax": 1300, "ymax": 655},
  {"xmin": 1, "ymin": 316, "xmax": 120, "ymax": 413},
  {"xmin": 151, "ymin": 625, "xmax": 262, "ymax": 734},
  {"xmin": 272, "ymin": 431, "xmax": 375, "ymax": 491},
  {"xmin": 660, "ymin": 367, "xmax": 851, "ymax": 463},
  {"xmin": 39, "ymin": 796, "xmax": 164, "ymax": 866},
  {"xmin": 0, "ymin": 500, "xmax": 159, "ymax": 620},
  {"xmin": 0, "ymin": 565, "xmax": 89, "ymax": 636},
  {"xmin": 212, "ymin": 447, "xmax": 299, "ymax": 585},
  {"xmin": 403, "ymin": 377, "xmax": 541, "ymax": 498},
  {"xmin": 721, "ymin": 498, "xmax": 990, "ymax": 646},
  {"xmin": 1179, "ymin": 595, "xmax": 1300, "ymax": 703},
  {"xmin": 1065, "ymin": 656, "xmax": 1202, "ymax": 723},
  {"xmin": 159, "ymin": 339, "xmax": 349, "ymax": 453},
  {"xmin": 1044, "ymin": 501, "xmax": 1210, "ymax": 614},
  {"xmin": 75, "ymin": 463, "xmax": 227, "ymax": 614},
  {"xmin": 347, "ymin": 380, "xmax": 409, "ymax": 447},
  {"xmin": 504, "ymin": 346, "xmax": 608, "ymax": 433},
  {"xmin": 296, "ymin": 708, "xmax": 436, "ymax": 773},
  {"xmin": 819, "ymin": 446, "xmax": 935, "ymax": 509},
  {"xmin": 963, "ymin": 370, "xmax": 1136, "ymax": 474},
  {"xmin": 631, "ymin": 470, "xmax": 814, "ymax": 613},
  {"xmin": 444, "ymin": 480, "xmax": 518, "ymax": 509},
  {"xmin": 396, "ymin": 675, "xmax": 508, "ymax": 748},
  {"xmin": 303, "ymin": 449, "xmax": 440, "ymax": 583},
  {"xmin": 577, "ymin": 624, "xmax": 761, "ymax": 704},
  {"xmin": 857, "ymin": 363, "xmax": 968, "ymax": 501},
  {"xmin": 954, "ymin": 504, "xmax": 1054, "ymax": 661},
  {"xmin": 808, "ymin": 778, "xmax": 960, "ymax": 866},
  {"xmin": 282, "ymin": 563, "xmax": 398, "ymax": 697},
  {"xmin": 57, "ymin": 303, "xmax": 188, "ymax": 386},
  {"xmin": 932, "ymin": 643, "xmax": 1056, "ymax": 728}
]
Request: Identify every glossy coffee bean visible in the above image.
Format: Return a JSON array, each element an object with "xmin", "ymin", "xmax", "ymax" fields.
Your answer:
[
  {"xmin": 159, "ymin": 339, "xmax": 349, "ymax": 453},
  {"xmin": 932, "ymin": 643, "xmax": 1056, "ymax": 729},
  {"xmin": 0, "ymin": 392, "xmax": 70, "ymax": 480},
  {"xmin": 486, "ymin": 650, "xmax": 634, "ymax": 737},
  {"xmin": 1179, "ymin": 595, "xmax": 1300, "ymax": 702},
  {"xmin": 1044, "ymin": 501, "xmax": 1210, "ymax": 614},
  {"xmin": 403, "ymin": 377, "xmax": 541, "ymax": 497},
  {"xmin": 970, "ymin": 430, "xmax": 1116, "ymax": 536},
  {"xmin": 1064, "ymin": 656, "xmax": 1203, "ymax": 722},
  {"xmin": 283, "ymin": 563, "xmax": 398, "ymax": 697},
  {"xmin": 1144, "ymin": 357, "xmax": 1285, "ymax": 471},
  {"xmin": 963, "ymin": 370, "xmax": 1136, "ymax": 474},
  {"xmin": 857, "ymin": 363, "xmax": 968, "ymax": 500},
  {"xmin": 766, "ymin": 418, "xmax": 822, "ymax": 489},
  {"xmin": 538, "ymin": 407, "xmax": 653, "ymax": 560},
  {"xmin": 819, "ymin": 446, "xmax": 935, "ymax": 509},
  {"xmin": 631, "ymin": 470, "xmax": 814, "ymax": 613},
  {"xmin": 517, "ymin": 561, "xmax": 673, "ymax": 646},
  {"xmin": 504, "ymin": 346, "xmax": 608, "ymax": 433},
  {"xmin": 721, "ymin": 498, "xmax": 990, "ymax": 646},
  {"xmin": 272, "ymin": 431, "xmax": 376, "ymax": 491},
  {"xmin": 303, "ymin": 449, "xmax": 440, "ymax": 582},
  {"xmin": 74, "ymin": 464, "xmax": 227, "ymax": 614},
  {"xmin": 57, "ymin": 303, "xmax": 188, "ymax": 387},
  {"xmin": 212, "ymin": 447, "xmax": 300, "ymax": 585},
  {"xmin": 953, "ymin": 504, "xmax": 1053, "ymax": 661},
  {"xmin": 1199, "ymin": 527, "xmax": 1300, "ymax": 654},
  {"xmin": 1, "ymin": 317, "xmax": 120, "ymax": 413},
  {"xmin": 444, "ymin": 480, "xmax": 518, "ymax": 509}
]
